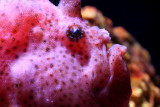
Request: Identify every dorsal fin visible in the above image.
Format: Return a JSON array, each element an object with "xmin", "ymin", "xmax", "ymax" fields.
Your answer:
[{"xmin": 58, "ymin": 0, "xmax": 81, "ymax": 18}]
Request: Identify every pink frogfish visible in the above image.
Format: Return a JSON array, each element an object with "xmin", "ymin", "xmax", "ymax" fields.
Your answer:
[{"xmin": 0, "ymin": 0, "xmax": 131, "ymax": 107}]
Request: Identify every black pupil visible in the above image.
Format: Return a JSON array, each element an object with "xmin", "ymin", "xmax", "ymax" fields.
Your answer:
[
  {"xmin": 72, "ymin": 28, "xmax": 81, "ymax": 36},
  {"xmin": 67, "ymin": 25, "xmax": 83, "ymax": 42}
]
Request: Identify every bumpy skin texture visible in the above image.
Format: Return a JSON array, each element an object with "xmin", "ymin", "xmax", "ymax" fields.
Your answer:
[{"xmin": 0, "ymin": 0, "xmax": 131, "ymax": 107}]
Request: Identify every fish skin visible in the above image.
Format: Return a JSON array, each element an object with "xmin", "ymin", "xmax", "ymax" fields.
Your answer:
[{"xmin": 0, "ymin": 0, "xmax": 131, "ymax": 107}]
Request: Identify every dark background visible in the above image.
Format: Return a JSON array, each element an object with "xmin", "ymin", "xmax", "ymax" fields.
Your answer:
[{"xmin": 50, "ymin": 0, "xmax": 159, "ymax": 75}]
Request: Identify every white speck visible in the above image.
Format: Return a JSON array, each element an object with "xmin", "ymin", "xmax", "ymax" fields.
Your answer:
[
  {"xmin": 46, "ymin": 98, "xmax": 54, "ymax": 103},
  {"xmin": 46, "ymin": 98, "xmax": 50, "ymax": 102}
]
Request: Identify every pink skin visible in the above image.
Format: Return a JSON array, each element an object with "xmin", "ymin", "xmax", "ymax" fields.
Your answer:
[{"xmin": 0, "ymin": 0, "xmax": 131, "ymax": 107}]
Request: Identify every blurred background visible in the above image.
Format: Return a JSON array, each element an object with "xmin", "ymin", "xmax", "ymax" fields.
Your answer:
[{"xmin": 51, "ymin": 0, "xmax": 159, "ymax": 75}]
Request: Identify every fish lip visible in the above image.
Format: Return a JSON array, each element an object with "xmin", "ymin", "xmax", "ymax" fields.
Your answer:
[{"xmin": 91, "ymin": 44, "xmax": 128, "ymax": 98}]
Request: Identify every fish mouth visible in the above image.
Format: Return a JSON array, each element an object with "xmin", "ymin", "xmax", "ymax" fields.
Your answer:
[{"xmin": 91, "ymin": 44, "xmax": 131, "ymax": 106}]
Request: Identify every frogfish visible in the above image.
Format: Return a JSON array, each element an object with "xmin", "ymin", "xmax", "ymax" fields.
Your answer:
[{"xmin": 0, "ymin": 0, "xmax": 131, "ymax": 107}]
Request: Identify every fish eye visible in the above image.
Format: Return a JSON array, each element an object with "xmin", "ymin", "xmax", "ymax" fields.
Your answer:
[{"xmin": 67, "ymin": 24, "xmax": 84, "ymax": 42}]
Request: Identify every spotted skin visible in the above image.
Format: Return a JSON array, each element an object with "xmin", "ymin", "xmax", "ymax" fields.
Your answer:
[{"xmin": 0, "ymin": 0, "xmax": 131, "ymax": 107}]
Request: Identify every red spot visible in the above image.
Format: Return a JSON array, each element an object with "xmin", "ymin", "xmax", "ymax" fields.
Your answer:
[{"xmin": 0, "ymin": 12, "xmax": 40, "ymax": 60}]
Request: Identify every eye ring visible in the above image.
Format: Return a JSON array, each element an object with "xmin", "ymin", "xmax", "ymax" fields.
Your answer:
[{"xmin": 66, "ymin": 24, "xmax": 84, "ymax": 42}]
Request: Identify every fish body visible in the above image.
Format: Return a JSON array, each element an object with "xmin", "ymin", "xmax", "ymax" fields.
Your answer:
[{"xmin": 0, "ymin": 0, "xmax": 131, "ymax": 107}]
